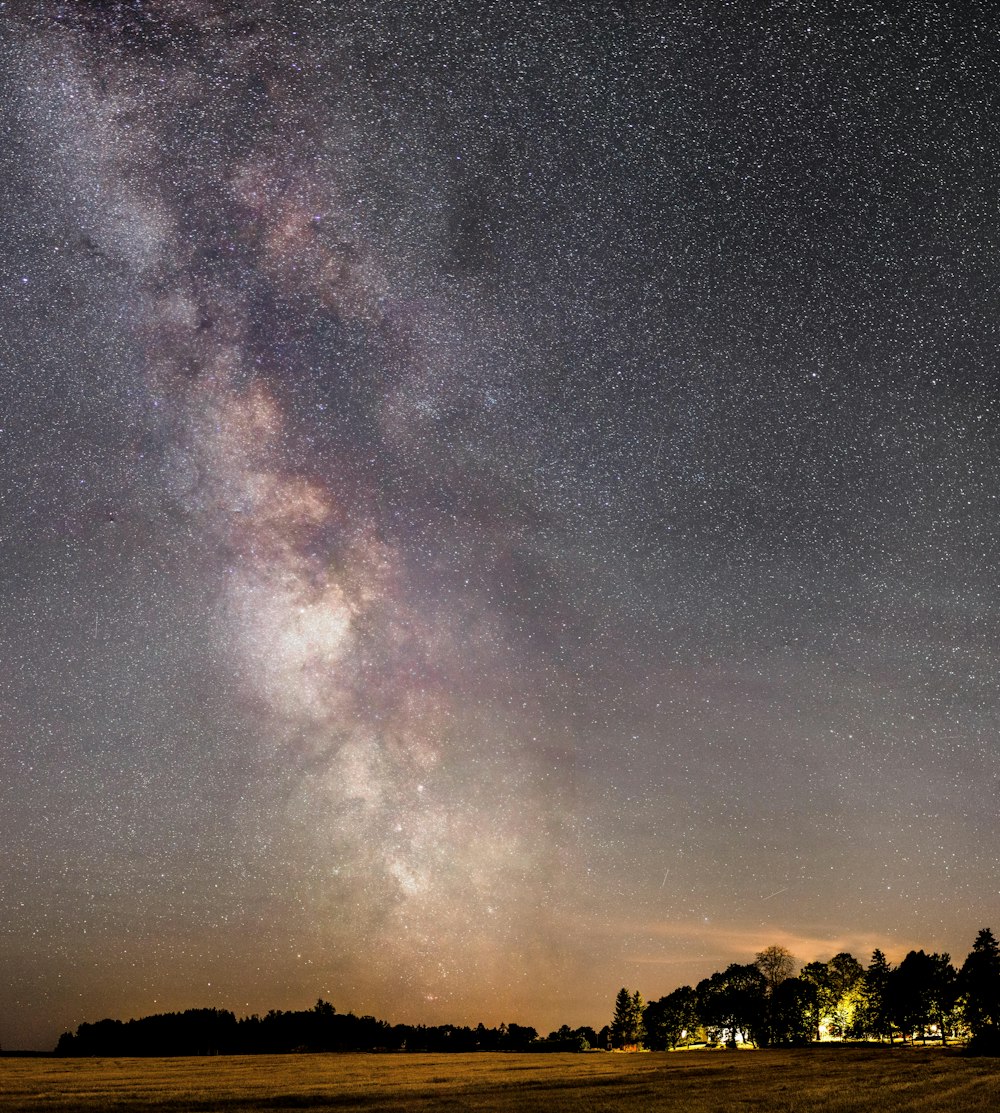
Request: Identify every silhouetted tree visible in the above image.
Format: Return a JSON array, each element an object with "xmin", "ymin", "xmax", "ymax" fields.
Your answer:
[
  {"xmin": 927, "ymin": 953, "xmax": 959, "ymax": 1045},
  {"xmin": 856, "ymin": 950, "xmax": 894, "ymax": 1042},
  {"xmin": 499, "ymin": 1022, "xmax": 538, "ymax": 1051},
  {"xmin": 575, "ymin": 1026, "xmax": 598, "ymax": 1049},
  {"xmin": 891, "ymin": 951, "xmax": 938, "ymax": 1043},
  {"xmin": 799, "ymin": 962, "xmax": 831, "ymax": 1040},
  {"xmin": 475, "ymin": 1022, "xmax": 499, "ymax": 1051},
  {"xmin": 610, "ymin": 987, "xmax": 645, "ymax": 1049},
  {"xmin": 961, "ymin": 928, "xmax": 1000, "ymax": 1054},
  {"xmin": 885, "ymin": 951, "xmax": 956, "ymax": 1046},
  {"xmin": 768, "ymin": 977, "xmax": 817, "ymax": 1046},
  {"xmin": 611, "ymin": 988, "xmax": 632, "ymax": 1048},
  {"xmin": 54, "ymin": 1005, "xmax": 550, "ymax": 1057},
  {"xmin": 644, "ymin": 986, "xmax": 698, "ymax": 1050},
  {"xmin": 630, "ymin": 990, "xmax": 646, "ymax": 1048},
  {"xmin": 696, "ymin": 964, "xmax": 767, "ymax": 1048},
  {"xmin": 54, "ymin": 1031, "xmax": 76, "ymax": 1056},
  {"xmin": 755, "ymin": 946, "xmax": 796, "ymax": 996}
]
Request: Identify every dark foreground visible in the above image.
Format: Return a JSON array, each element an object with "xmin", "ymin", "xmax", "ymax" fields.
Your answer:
[{"xmin": 2, "ymin": 1046, "xmax": 999, "ymax": 1112}]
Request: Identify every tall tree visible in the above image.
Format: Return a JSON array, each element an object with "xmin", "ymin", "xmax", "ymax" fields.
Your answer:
[
  {"xmin": 927, "ymin": 953, "xmax": 958, "ymax": 1046},
  {"xmin": 857, "ymin": 950, "xmax": 894, "ymax": 1042},
  {"xmin": 799, "ymin": 961, "xmax": 833, "ymax": 1041},
  {"xmin": 755, "ymin": 945, "xmax": 796, "ymax": 996},
  {"xmin": 768, "ymin": 978, "xmax": 817, "ymax": 1046},
  {"xmin": 826, "ymin": 953, "xmax": 865, "ymax": 1037},
  {"xmin": 610, "ymin": 987, "xmax": 645, "ymax": 1049},
  {"xmin": 631, "ymin": 990, "xmax": 647, "ymax": 1049},
  {"xmin": 961, "ymin": 927, "xmax": 1000, "ymax": 1053},
  {"xmin": 891, "ymin": 950, "xmax": 937, "ymax": 1043}
]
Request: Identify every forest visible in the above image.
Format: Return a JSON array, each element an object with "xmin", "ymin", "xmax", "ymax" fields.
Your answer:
[{"xmin": 51, "ymin": 928, "xmax": 1000, "ymax": 1057}]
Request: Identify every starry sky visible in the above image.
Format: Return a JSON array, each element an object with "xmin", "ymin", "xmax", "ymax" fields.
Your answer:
[{"xmin": 2, "ymin": 1, "xmax": 998, "ymax": 1050}]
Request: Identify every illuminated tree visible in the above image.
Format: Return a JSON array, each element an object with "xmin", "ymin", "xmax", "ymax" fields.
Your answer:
[
  {"xmin": 543, "ymin": 1025, "xmax": 591, "ymax": 1051},
  {"xmin": 799, "ymin": 961, "xmax": 833, "ymax": 1040},
  {"xmin": 611, "ymin": 987, "xmax": 631, "ymax": 1045},
  {"xmin": 881, "ymin": 949, "xmax": 956, "ymax": 1046},
  {"xmin": 891, "ymin": 950, "xmax": 937, "ymax": 1043},
  {"xmin": 800, "ymin": 953, "xmax": 863, "ymax": 1039},
  {"xmin": 575, "ymin": 1026, "xmax": 599, "ymax": 1049},
  {"xmin": 631, "ymin": 990, "xmax": 646, "ymax": 1048},
  {"xmin": 827, "ymin": 952, "xmax": 864, "ymax": 1037}
]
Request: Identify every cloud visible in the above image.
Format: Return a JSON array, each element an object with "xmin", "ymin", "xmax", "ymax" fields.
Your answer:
[{"xmin": 617, "ymin": 917, "xmax": 923, "ymax": 969}]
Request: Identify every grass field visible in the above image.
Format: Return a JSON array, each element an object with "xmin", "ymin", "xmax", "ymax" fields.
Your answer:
[{"xmin": 2, "ymin": 1047, "xmax": 998, "ymax": 1112}]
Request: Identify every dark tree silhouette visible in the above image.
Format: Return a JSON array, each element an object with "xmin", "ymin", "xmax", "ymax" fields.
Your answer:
[
  {"xmin": 891, "ymin": 950, "xmax": 939, "ymax": 1043},
  {"xmin": 856, "ymin": 950, "xmax": 894, "ymax": 1043},
  {"xmin": 927, "ymin": 953, "xmax": 959, "ymax": 1046},
  {"xmin": 767, "ymin": 977, "xmax": 817, "ymax": 1047},
  {"xmin": 696, "ymin": 964, "xmax": 767, "ymax": 1048},
  {"xmin": 610, "ymin": 987, "xmax": 645, "ymax": 1049},
  {"xmin": 539, "ymin": 1025, "xmax": 592, "ymax": 1051},
  {"xmin": 54, "ymin": 1005, "xmax": 545, "ymax": 1056},
  {"xmin": 755, "ymin": 946, "xmax": 796, "ymax": 996},
  {"xmin": 961, "ymin": 927, "xmax": 1000, "ymax": 1054},
  {"xmin": 644, "ymin": 986, "xmax": 698, "ymax": 1050}
]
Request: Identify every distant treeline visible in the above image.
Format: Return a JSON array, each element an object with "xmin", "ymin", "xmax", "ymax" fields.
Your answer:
[
  {"xmin": 53, "ymin": 928, "xmax": 1000, "ymax": 1057},
  {"xmin": 54, "ymin": 1002, "xmax": 558, "ymax": 1056}
]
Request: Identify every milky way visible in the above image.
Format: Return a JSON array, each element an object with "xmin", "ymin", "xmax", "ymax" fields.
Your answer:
[{"xmin": 2, "ymin": 2, "xmax": 999, "ymax": 1048}]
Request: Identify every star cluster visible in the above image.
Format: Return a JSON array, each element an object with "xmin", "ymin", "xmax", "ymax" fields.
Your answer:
[{"xmin": 1, "ymin": 1, "xmax": 998, "ymax": 1049}]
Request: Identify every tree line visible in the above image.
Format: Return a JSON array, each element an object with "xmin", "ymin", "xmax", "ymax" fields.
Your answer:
[
  {"xmin": 615, "ymin": 927, "xmax": 1000, "ymax": 1054},
  {"xmin": 52, "ymin": 927, "xmax": 998, "ymax": 1056},
  {"xmin": 54, "ymin": 1003, "xmax": 546, "ymax": 1056}
]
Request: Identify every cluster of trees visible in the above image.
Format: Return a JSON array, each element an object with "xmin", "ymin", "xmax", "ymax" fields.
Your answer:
[
  {"xmin": 54, "ymin": 1001, "xmax": 543, "ymax": 1056},
  {"xmin": 623, "ymin": 928, "xmax": 1000, "ymax": 1053},
  {"xmin": 53, "ymin": 928, "xmax": 999, "ymax": 1057}
]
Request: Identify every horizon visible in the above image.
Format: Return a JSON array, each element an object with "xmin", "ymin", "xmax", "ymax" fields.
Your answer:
[
  {"xmin": 3, "ymin": 3, "xmax": 998, "ymax": 1055},
  {"xmin": 6, "ymin": 928, "xmax": 989, "ymax": 1052}
]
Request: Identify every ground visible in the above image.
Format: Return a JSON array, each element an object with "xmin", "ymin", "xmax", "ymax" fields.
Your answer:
[{"xmin": 1, "ymin": 1046, "xmax": 998, "ymax": 1112}]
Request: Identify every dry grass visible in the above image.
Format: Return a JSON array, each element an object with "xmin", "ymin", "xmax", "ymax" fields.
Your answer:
[{"xmin": 1, "ymin": 1046, "xmax": 998, "ymax": 1112}]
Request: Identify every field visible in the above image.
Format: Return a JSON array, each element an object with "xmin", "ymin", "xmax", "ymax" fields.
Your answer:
[{"xmin": 2, "ymin": 1047, "xmax": 999, "ymax": 1112}]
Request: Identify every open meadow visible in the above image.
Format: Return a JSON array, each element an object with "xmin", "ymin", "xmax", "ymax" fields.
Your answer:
[{"xmin": 2, "ymin": 1047, "xmax": 999, "ymax": 1113}]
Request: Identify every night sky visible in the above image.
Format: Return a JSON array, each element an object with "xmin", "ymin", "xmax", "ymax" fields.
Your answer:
[{"xmin": 2, "ymin": 1, "xmax": 998, "ymax": 1051}]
